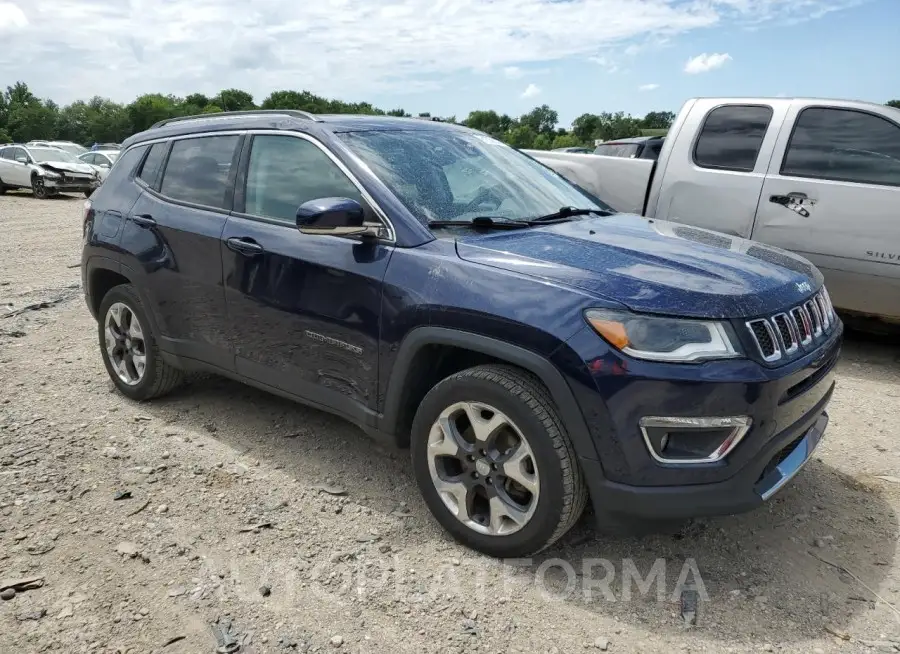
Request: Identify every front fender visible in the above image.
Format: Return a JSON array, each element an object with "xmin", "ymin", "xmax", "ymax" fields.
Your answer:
[{"xmin": 379, "ymin": 326, "xmax": 603, "ymax": 464}]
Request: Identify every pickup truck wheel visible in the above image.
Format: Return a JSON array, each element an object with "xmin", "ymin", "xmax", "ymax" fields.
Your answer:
[
  {"xmin": 411, "ymin": 364, "xmax": 587, "ymax": 558},
  {"xmin": 98, "ymin": 284, "xmax": 183, "ymax": 401}
]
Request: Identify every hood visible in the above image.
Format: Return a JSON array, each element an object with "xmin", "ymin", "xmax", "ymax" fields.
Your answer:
[
  {"xmin": 38, "ymin": 161, "xmax": 95, "ymax": 175},
  {"xmin": 454, "ymin": 214, "xmax": 823, "ymax": 319}
]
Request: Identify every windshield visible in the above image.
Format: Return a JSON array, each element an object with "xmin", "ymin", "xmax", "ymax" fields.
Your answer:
[
  {"xmin": 337, "ymin": 129, "xmax": 612, "ymax": 224},
  {"xmin": 30, "ymin": 148, "xmax": 81, "ymax": 164}
]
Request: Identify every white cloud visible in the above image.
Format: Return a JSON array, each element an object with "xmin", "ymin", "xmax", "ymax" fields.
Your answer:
[
  {"xmin": 0, "ymin": 0, "xmax": 858, "ymax": 105},
  {"xmin": 639, "ymin": 83, "xmax": 660, "ymax": 91},
  {"xmin": 0, "ymin": 2, "xmax": 28, "ymax": 30},
  {"xmin": 589, "ymin": 56, "xmax": 620, "ymax": 73},
  {"xmin": 684, "ymin": 52, "xmax": 733, "ymax": 74},
  {"xmin": 503, "ymin": 66, "xmax": 524, "ymax": 79},
  {"xmin": 521, "ymin": 83, "xmax": 541, "ymax": 99}
]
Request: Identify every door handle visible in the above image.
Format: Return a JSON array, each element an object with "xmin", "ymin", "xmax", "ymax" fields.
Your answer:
[
  {"xmin": 226, "ymin": 237, "xmax": 264, "ymax": 256},
  {"xmin": 131, "ymin": 214, "xmax": 156, "ymax": 227},
  {"xmin": 769, "ymin": 193, "xmax": 816, "ymax": 218}
]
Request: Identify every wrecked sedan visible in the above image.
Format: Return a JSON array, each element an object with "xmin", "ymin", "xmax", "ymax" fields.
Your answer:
[{"xmin": 0, "ymin": 145, "xmax": 100, "ymax": 198}]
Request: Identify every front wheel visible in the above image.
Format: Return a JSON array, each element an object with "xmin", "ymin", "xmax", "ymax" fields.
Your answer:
[
  {"xmin": 410, "ymin": 364, "xmax": 587, "ymax": 558},
  {"xmin": 98, "ymin": 284, "xmax": 183, "ymax": 401},
  {"xmin": 31, "ymin": 176, "xmax": 49, "ymax": 199}
]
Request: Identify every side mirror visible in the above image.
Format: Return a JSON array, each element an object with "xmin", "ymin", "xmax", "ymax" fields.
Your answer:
[
  {"xmin": 296, "ymin": 197, "xmax": 376, "ymax": 237},
  {"xmin": 15, "ymin": 156, "xmax": 28, "ymax": 164},
  {"xmin": 100, "ymin": 162, "xmax": 111, "ymax": 169}
]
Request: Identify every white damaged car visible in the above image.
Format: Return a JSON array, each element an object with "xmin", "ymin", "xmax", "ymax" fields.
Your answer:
[{"xmin": 0, "ymin": 145, "xmax": 100, "ymax": 199}]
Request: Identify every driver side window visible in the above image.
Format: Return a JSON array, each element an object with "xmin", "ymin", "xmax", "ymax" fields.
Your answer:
[{"xmin": 243, "ymin": 135, "xmax": 367, "ymax": 224}]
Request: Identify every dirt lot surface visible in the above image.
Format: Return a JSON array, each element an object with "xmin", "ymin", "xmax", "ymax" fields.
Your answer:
[{"xmin": 1, "ymin": 191, "xmax": 899, "ymax": 654}]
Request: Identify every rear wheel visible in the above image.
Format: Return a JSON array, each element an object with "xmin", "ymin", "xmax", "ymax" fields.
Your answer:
[
  {"xmin": 411, "ymin": 364, "xmax": 587, "ymax": 558},
  {"xmin": 98, "ymin": 284, "xmax": 183, "ymax": 401}
]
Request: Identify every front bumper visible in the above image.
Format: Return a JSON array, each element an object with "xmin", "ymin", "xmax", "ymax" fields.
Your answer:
[
  {"xmin": 582, "ymin": 404, "xmax": 829, "ymax": 521},
  {"xmin": 44, "ymin": 176, "xmax": 98, "ymax": 192},
  {"xmin": 557, "ymin": 316, "xmax": 842, "ymax": 523}
]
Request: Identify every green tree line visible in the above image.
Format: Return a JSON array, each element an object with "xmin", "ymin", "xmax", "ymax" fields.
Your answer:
[{"xmin": 2, "ymin": 81, "xmax": 898, "ymax": 151}]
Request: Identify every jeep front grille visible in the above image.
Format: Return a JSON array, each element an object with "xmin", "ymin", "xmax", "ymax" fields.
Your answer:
[{"xmin": 746, "ymin": 288, "xmax": 835, "ymax": 363}]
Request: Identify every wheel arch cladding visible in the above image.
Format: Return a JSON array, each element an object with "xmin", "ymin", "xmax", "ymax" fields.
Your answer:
[
  {"xmin": 381, "ymin": 327, "xmax": 602, "ymax": 462},
  {"xmin": 88, "ymin": 266, "xmax": 131, "ymax": 317}
]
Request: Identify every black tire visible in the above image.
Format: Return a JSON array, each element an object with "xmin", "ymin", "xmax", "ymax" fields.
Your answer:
[
  {"xmin": 410, "ymin": 364, "xmax": 587, "ymax": 558},
  {"xmin": 97, "ymin": 283, "xmax": 183, "ymax": 401},
  {"xmin": 31, "ymin": 175, "xmax": 49, "ymax": 199}
]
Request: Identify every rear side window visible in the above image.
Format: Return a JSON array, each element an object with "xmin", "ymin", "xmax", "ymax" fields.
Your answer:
[
  {"xmin": 243, "ymin": 134, "xmax": 363, "ymax": 222},
  {"xmin": 781, "ymin": 107, "xmax": 900, "ymax": 187},
  {"xmin": 0, "ymin": 148, "xmax": 11, "ymax": 160},
  {"xmin": 137, "ymin": 142, "xmax": 168, "ymax": 187},
  {"xmin": 160, "ymin": 135, "xmax": 240, "ymax": 209},
  {"xmin": 693, "ymin": 105, "xmax": 773, "ymax": 172}
]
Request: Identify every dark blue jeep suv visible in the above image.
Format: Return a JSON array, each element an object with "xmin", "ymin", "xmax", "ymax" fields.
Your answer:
[{"xmin": 81, "ymin": 110, "xmax": 842, "ymax": 557}]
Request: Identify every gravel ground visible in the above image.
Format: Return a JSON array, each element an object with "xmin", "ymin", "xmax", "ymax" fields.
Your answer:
[{"xmin": 1, "ymin": 190, "xmax": 899, "ymax": 654}]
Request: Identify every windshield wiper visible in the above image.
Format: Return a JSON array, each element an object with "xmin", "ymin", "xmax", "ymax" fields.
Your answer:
[
  {"xmin": 428, "ymin": 216, "xmax": 531, "ymax": 230},
  {"xmin": 527, "ymin": 206, "xmax": 615, "ymax": 223}
]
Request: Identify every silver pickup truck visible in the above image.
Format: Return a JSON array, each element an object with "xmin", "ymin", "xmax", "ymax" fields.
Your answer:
[{"xmin": 527, "ymin": 97, "xmax": 900, "ymax": 325}]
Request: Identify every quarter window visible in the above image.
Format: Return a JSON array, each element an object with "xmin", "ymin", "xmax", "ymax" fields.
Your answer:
[
  {"xmin": 103, "ymin": 145, "xmax": 148, "ymax": 187},
  {"xmin": 137, "ymin": 142, "xmax": 168, "ymax": 187},
  {"xmin": 243, "ymin": 135, "xmax": 364, "ymax": 222},
  {"xmin": 160, "ymin": 135, "xmax": 240, "ymax": 209},
  {"xmin": 693, "ymin": 105, "xmax": 773, "ymax": 172},
  {"xmin": 781, "ymin": 107, "xmax": 900, "ymax": 187}
]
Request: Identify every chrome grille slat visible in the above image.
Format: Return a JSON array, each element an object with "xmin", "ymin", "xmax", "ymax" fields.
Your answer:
[
  {"xmin": 805, "ymin": 300, "xmax": 823, "ymax": 336},
  {"xmin": 745, "ymin": 289, "xmax": 835, "ymax": 363},
  {"xmin": 772, "ymin": 313, "xmax": 798, "ymax": 354},
  {"xmin": 746, "ymin": 318, "xmax": 781, "ymax": 362}
]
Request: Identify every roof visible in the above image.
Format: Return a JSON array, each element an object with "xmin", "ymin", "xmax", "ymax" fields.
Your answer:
[{"xmin": 122, "ymin": 110, "xmax": 468, "ymax": 148}]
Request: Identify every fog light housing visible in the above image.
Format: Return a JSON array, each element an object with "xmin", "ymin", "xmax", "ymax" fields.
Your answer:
[{"xmin": 639, "ymin": 416, "xmax": 751, "ymax": 464}]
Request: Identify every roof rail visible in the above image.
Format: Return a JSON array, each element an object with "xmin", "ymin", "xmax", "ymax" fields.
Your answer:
[{"xmin": 150, "ymin": 109, "xmax": 321, "ymax": 129}]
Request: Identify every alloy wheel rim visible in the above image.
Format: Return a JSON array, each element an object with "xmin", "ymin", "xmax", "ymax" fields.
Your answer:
[
  {"xmin": 104, "ymin": 302, "xmax": 147, "ymax": 386},
  {"xmin": 427, "ymin": 401, "xmax": 540, "ymax": 536}
]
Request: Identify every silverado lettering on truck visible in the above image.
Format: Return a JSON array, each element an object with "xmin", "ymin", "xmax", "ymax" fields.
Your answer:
[{"xmin": 82, "ymin": 110, "xmax": 842, "ymax": 557}]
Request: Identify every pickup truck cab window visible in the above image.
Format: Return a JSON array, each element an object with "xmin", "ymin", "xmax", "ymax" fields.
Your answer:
[
  {"xmin": 338, "ymin": 129, "xmax": 610, "ymax": 225},
  {"xmin": 693, "ymin": 105, "xmax": 774, "ymax": 172},
  {"xmin": 244, "ymin": 134, "xmax": 365, "ymax": 223},
  {"xmin": 159, "ymin": 135, "xmax": 240, "ymax": 209},
  {"xmin": 782, "ymin": 107, "xmax": 900, "ymax": 187}
]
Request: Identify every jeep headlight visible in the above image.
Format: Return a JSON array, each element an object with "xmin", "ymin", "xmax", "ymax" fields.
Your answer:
[
  {"xmin": 40, "ymin": 169, "xmax": 60, "ymax": 179},
  {"xmin": 584, "ymin": 309, "xmax": 740, "ymax": 363}
]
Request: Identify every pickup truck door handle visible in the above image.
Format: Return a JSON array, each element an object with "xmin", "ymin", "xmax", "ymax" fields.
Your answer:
[
  {"xmin": 769, "ymin": 192, "xmax": 816, "ymax": 218},
  {"xmin": 226, "ymin": 237, "xmax": 264, "ymax": 256},
  {"xmin": 131, "ymin": 214, "xmax": 157, "ymax": 228}
]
